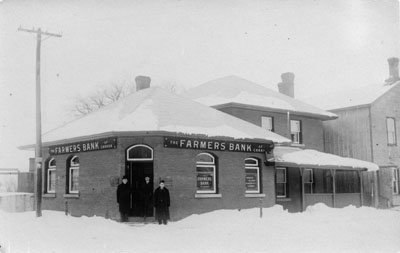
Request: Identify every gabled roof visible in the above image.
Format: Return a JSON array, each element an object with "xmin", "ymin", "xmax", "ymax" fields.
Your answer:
[
  {"xmin": 183, "ymin": 75, "xmax": 337, "ymax": 120},
  {"xmin": 308, "ymin": 81, "xmax": 400, "ymax": 111},
  {"xmin": 40, "ymin": 87, "xmax": 290, "ymax": 145}
]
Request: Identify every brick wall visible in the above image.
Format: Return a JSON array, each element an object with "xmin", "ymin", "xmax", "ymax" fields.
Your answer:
[
  {"xmin": 218, "ymin": 106, "xmax": 325, "ymax": 151},
  {"xmin": 41, "ymin": 134, "xmax": 276, "ymax": 221}
]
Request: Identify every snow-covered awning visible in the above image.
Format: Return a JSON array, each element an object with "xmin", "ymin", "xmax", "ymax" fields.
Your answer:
[{"xmin": 272, "ymin": 146, "xmax": 379, "ymax": 172}]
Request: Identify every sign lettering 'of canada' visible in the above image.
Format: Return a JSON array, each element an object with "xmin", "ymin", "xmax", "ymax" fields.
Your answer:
[{"xmin": 164, "ymin": 136, "xmax": 273, "ymax": 153}]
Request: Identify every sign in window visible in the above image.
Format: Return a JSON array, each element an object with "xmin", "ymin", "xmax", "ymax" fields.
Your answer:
[{"xmin": 196, "ymin": 166, "xmax": 216, "ymax": 193}]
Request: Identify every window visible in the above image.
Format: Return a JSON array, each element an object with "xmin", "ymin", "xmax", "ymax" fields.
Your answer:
[
  {"xmin": 303, "ymin": 169, "xmax": 313, "ymax": 194},
  {"xmin": 46, "ymin": 158, "xmax": 56, "ymax": 193},
  {"xmin": 196, "ymin": 153, "xmax": 217, "ymax": 194},
  {"xmin": 245, "ymin": 158, "xmax": 260, "ymax": 194},
  {"xmin": 290, "ymin": 120, "xmax": 302, "ymax": 144},
  {"xmin": 127, "ymin": 144, "xmax": 153, "ymax": 161},
  {"xmin": 387, "ymin": 118, "xmax": 397, "ymax": 145},
  {"xmin": 335, "ymin": 170, "xmax": 360, "ymax": 193},
  {"xmin": 312, "ymin": 169, "xmax": 332, "ymax": 194},
  {"xmin": 261, "ymin": 116, "xmax": 274, "ymax": 132},
  {"xmin": 393, "ymin": 168, "xmax": 400, "ymax": 195},
  {"xmin": 276, "ymin": 167, "xmax": 287, "ymax": 198},
  {"xmin": 68, "ymin": 156, "xmax": 79, "ymax": 194}
]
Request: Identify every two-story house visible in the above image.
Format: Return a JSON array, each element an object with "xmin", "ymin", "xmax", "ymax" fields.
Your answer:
[
  {"xmin": 183, "ymin": 74, "xmax": 378, "ymax": 212},
  {"xmin": 309, "ymin": 58, "xmax": 400, "ymax": 208}
]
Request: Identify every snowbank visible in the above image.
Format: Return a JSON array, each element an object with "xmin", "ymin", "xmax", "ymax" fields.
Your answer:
[{"xmin": 1, "ymin": 204, "xmax": 399, "ymax": 253}]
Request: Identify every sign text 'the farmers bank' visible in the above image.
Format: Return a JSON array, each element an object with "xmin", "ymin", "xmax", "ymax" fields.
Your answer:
[{"xmin": 164, "ymin": 136, "xmax": 273, "ymax": 153}]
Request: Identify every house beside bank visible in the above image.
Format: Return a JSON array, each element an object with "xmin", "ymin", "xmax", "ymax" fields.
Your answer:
[
  {"xmin": 183, "ymin": 74, "xmax": 378, "ymax": 212},
  {"xmin": 309, "ymin": 58, "xmax": 400, "ymax": 208}
]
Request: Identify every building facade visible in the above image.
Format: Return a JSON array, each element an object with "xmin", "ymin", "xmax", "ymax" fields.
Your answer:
[
  {"xmin": 40, "ymin": 134, "xmax": 276, "ymax": 221},
  {"xmin": 183, "ymin": 74, "xmax": 376, "ymax": 212},
  {"xmin": 22, "ymin": 85, "xmax": 290, "ymax": 221},
  {"xmin": 312, "ymin": 58, "xmax": 400, "ymax": 207}
]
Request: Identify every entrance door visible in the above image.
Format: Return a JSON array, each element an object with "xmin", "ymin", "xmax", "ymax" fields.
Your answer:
[
  {"xmin": 125, "ymin": 161, "xmax": 154, "ymax": 217},
  {"xmin": 125, "ymin": 144, "xmax": 154, "ymax": 217}
]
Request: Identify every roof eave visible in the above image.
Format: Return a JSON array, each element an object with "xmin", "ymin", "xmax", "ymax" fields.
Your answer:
[
  {"xmin": 212, "ymin": 102, "xmax": 338, "ymax": 121},
  {"xmin": 328, "ymin": 103, "xmax": 371, "ymax": 112},
  {"xmin": 19, "ymin": 130, "xmax": 277, "ymax": 150},
  {"xmin": 275, "ymin": 161, "xmax": 367, "ymax": 171}
]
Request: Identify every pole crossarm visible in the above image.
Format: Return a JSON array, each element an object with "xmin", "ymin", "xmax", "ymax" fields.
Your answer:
[{"xmin": 18, "ymin": 26, "xmax": 62, "ymax": 38}]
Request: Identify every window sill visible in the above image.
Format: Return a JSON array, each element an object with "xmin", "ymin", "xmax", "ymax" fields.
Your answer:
[
  {"xmin": 290, "ymin": 143, "xmax": 305, "ymax": 148},
  {"xmin": 43, "ymin": 193, "xmax": 56, "ymax": 198},
  {"xmin": 276, "ymin": 198, "xmax": 292, "ymax": 202},
  {"xmin": 245, "ymin": 193, "xmax": 266, "ymax": 198},
  {"xmin": 195, "ymin": 193, "xmax": 222, "ymax": 198},
  {"xmin": 64, "ymin": 193, "xmax": 79, "ymax": 199}
]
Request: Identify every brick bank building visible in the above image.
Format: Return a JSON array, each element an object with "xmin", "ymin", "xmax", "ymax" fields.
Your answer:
[{"xmin": 26, "ymin": 86, "xmax": 290, "ymax": 221}]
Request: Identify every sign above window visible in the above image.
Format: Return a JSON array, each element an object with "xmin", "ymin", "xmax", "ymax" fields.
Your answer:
[
  {"xmin": 49, "ymin": 137, "xmax": 117, "ymax": 155},
  {"xmin": 164, "ymin": 136, "xmax": 273, "ymax": 153}
]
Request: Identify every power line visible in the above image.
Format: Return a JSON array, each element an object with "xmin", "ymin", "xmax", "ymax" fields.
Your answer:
[{"xmin": 18, "ymin": 26, "xmax": 62, "ymax": 218}]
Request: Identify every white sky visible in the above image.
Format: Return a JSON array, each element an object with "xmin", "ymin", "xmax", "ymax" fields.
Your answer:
[{"xmin": 1, "ymin": 0, "xmax": 399, "ymax": 171}]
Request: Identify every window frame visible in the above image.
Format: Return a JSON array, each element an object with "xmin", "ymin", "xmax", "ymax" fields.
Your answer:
[
  {"xmin": 46, "ymin": 158, "xmax": 56, "ymax": 193},
  {"xmin": 245, "ymin": 158, "xmax": 261, "ymax": 194},
  {"xmin": 276, "ymin": 167, "xmax": 287, "ymax": 198},
  {"xmin": 127, "ymin": 144, "xmax": 154, "ymax": 161},
  {"xmin": 303, "ymin": 168, "xmax": 314, "ymax": 194},
  {"xmin": 196, "ymin": 153, "xmax": 217, "ymax": 194},
  {"xmin": 261, "ymin": 116, "xmax": 274, "ymax": 132},
  {"xmin": 68, "ymin": 156, "xmax": 79, "ymax": 194},
  {"xmin": 290, "ymin": 119, "xmax": 302, "ymax": 144},
  {"xmin": 393, "ymin": 168, "xmax": 400, "ymax": 195},
  {"xmin": 387, "ymin": 117, "xmax": 397, "ymax": 145}
]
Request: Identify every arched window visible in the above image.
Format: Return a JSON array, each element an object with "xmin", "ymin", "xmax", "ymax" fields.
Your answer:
[
  {"xmin": 196, "ymin": 153, "xmax": 217, "ymax": 194},
  {"xmin": 127, "ymin": 144, "xmax": 153, "ymax": 161},
  {"xmin": 67, "ymin": 156, "xmax": 79, "ymax": 194},
  {"xmin": 245, "ymin": 158, "xmax": 260, "ymax": 194},
  {"xmin": 46, "ymin": 158, "xmax": 56, "ymax": 193}
]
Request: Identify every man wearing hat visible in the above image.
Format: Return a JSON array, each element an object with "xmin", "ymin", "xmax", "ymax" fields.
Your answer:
[
  {"xmin": 117, "ymin": 176, "xmax": 131, "ymax": 222},
  {"xmin": 154, "ymin": 180, "xmax": 170, "ymax": 225}
]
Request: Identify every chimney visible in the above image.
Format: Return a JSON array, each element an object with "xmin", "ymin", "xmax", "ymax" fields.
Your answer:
[
  {"xmin": 135, "ymin": 75, "xmax": 151, "ymax": 91},
  {"xmin": 385, "ymin": 57, "xmax": 400, "ymax": 85},
  {"xmin": 277, "ymin": 72, "xmax": 295, "ymax": 98}
]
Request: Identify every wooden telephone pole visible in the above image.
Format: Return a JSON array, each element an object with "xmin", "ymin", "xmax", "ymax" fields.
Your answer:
[{"xmin": 18, "ymin": 26, "xmax": 62, "ymax": 217}]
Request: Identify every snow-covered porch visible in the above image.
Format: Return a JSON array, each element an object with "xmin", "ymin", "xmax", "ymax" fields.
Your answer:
[{"xmin": 272, "ymin": 147, "xmax": 379, "ymax": 211}]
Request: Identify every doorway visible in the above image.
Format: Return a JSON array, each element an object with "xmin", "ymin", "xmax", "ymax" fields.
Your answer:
[{"xmin": 125, "ymin": 144, "xmax": 154, "ymax": 217}]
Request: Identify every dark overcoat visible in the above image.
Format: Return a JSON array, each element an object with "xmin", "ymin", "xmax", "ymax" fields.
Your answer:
[
  {"xmin": 117, "ymin": 183, "xmax": 131, "ymax": 213},
  {"xmin": 154, "ymin": 187, "xmax": 170, "ymax": 220},
  {"xmin": 141, "ymin": 182, "xmax": 153, "ymax": 201}
]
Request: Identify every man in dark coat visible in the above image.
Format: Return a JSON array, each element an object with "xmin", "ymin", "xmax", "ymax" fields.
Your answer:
[
  {"xmin": 117, "ymin": 176, "xmax": 131, "ymax": 222},
  {"xmin": 141, "ymin": 176, "xmax": 153, "ymax": 220},
  {"xmin": 154, "ymin": 180, "xmax": 170, "ymax": 225}
]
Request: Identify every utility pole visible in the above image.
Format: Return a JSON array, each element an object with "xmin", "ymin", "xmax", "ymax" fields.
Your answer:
[{"xmin": 18, "ymin": 26, "xmax": 62, "ymax": 217}]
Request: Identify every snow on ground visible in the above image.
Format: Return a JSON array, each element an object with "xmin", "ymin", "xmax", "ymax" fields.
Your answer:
[{"xmin": 1, "ymin": 204, "xmax": 400, "ymax": 253}]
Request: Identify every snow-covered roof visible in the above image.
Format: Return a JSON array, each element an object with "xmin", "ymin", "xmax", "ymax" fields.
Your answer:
[
  {"xmin": 40, "ymin": 87, "xmax": 290, "ymax": 144},
  {"xmin": 273, "ymin": 146, "xmax": 379, "ymax": 171},
  {"xmin": 308, "ymin": 81, "xmax": 400, "ymax": 111},
  {"xmin": 183, "ymin": 75, "xmax": 337, "ymax": 120}
]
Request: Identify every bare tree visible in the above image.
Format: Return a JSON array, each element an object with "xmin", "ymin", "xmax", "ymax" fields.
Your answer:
[
  {"xmin": 72, "ymin": 80, "xmax": 134, "ymax": 117},
  {"xmin": 71, "ymin": 78, "xmax": 185, "ymax": 117}
]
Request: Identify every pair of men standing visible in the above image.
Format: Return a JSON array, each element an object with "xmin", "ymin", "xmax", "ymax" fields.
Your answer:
[{"xmin": 116, "ymin": 176, "xmax": 170, "ymax": 225}]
